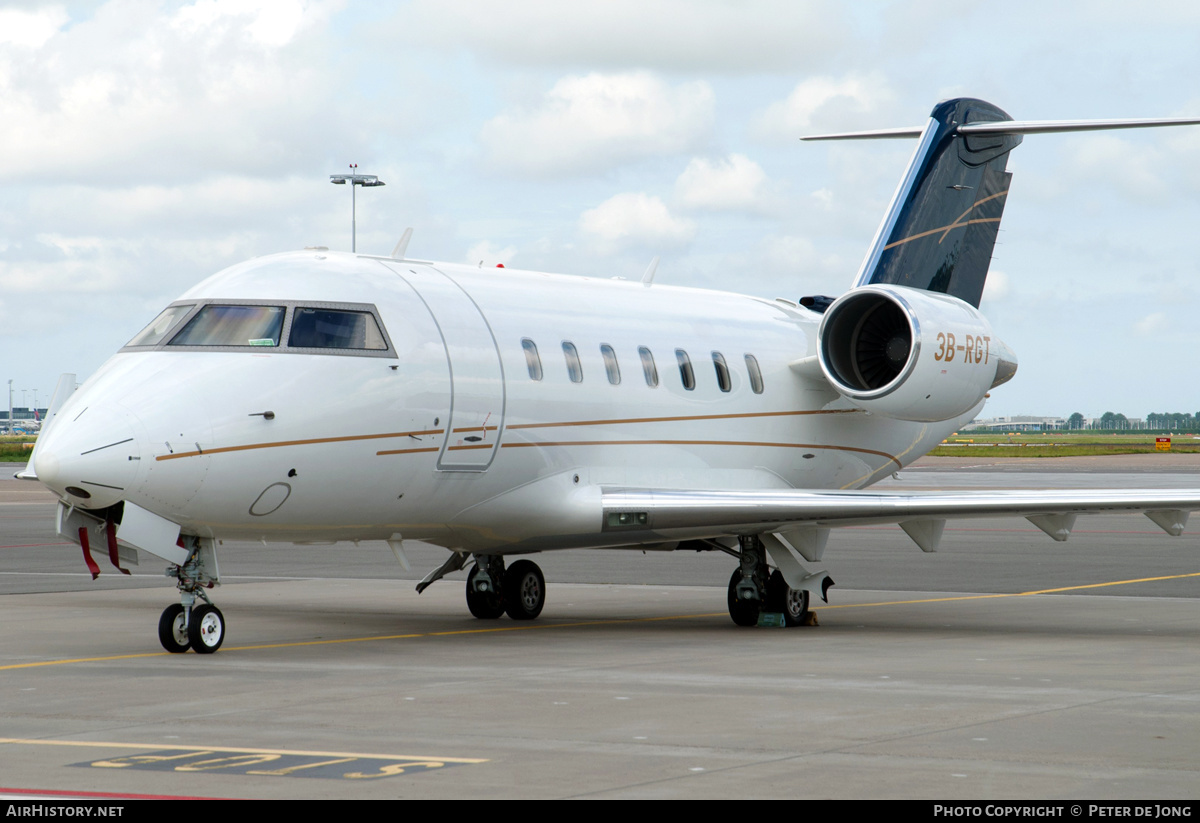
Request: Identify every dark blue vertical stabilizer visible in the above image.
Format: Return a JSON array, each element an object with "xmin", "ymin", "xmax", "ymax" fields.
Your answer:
[{"xmin": 856, "ymin": 98, "xmax": 1022, "ymax": 308}]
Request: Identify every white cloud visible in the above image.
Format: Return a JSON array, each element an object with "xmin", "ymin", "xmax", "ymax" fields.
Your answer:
[
  {"xmin": 0, "ymin": 0, "xmax": 348, "ymax": 184},
  {"xmin": 579, "ymin": 192, "xmax": 695, "ymax": 252},
  {"xmin": 1062, "ymin": 135, "xmax": 1167, "ymax": 204},
  {"xmin": 173, "ymin": 0, "xmax": 319, "ymax": 47},
  {"xmin": 1134, "ymin": 311, "xmax": 1169, "ymax": 336},
  {"xmin": 0, "ymin": 6, "xmax": 69, "ymax": 48},
  {"xmin": 401, "ymin": 0, "xmax": 847, "ymax": 72},
  {"xmin": 674, "ymin": 154, "xmax": 776, "ymax": 215},
  {"xmin": 480, "ymin": 72, "xmax": 715, "ymax": 175},
  {"xmin": 754, "ymin": 74, "xmax": 896, "ymax": 141},
  {"xmin": 982, "ymin": 270, "xmax": 1011, "ymax": 303}
]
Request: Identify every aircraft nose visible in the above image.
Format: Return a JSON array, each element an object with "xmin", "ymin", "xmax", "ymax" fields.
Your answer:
[{"xmin": 35, "ymin": 405, "xmax": 142, "ymax": 509}]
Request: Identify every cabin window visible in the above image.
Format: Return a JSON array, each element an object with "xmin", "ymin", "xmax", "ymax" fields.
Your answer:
[
  {"xmin": 638, "ymin": 346, "xmax": 658, "ymax": 387},
  {"xmin": 745, "ymin": 354, "xmax": 764, "ymax": 394},
  {"xmin": 676, "ymin": 349, "xmax": 695, "ymax": 391},
  {"xmin": 563, "ymin": 341, "xmax": 583, "ymax": 383},
  {"xmin": 169, "ymin": 305, "xmax": 285, "ymax": 347},
  {"xmin": 522, "ymin": 339, "xmax": 543, "ymax": 380},
  {"xmin": 712, "ymin": 352, "xmax": 731, "ymax": 392},
  {"xmin": 600, "ymin": 344, "xmax": 621, "ymax": 385},
  {"xmin": 288, "ymin": 308, "xmax": 387, "ymax": 350},
  {"xmin": 126, "ymin": 305, "xmax": 194, "ymax": 347}
]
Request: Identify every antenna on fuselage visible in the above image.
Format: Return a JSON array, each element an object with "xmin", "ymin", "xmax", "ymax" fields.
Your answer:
[
  {"xmin": 641, "ymin": 256, "xmax": 660, "ymax": 287},
  {"xmin": 391, "ymin": 227, "xmax": 413, "ymax": 260}
]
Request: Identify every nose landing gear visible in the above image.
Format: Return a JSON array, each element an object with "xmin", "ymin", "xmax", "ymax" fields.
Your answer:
[{"xmin": 157, "ymin": 536, "xmax": 225, "ymax": 654}]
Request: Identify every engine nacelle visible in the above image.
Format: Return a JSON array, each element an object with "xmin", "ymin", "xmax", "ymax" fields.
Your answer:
[{"xmin": 817, "ymin": 285, "xmax": 1017, "ymax": 422}]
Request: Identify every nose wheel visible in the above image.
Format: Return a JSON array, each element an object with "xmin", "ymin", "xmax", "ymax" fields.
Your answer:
[
  {"xmin": 157, "ymin": 602, "xmax": 226, "ymax": 654},
  {"xmin": 158, "ymin": 604, "xmax": 190, "ymax": 653},
  {"xmin": 189, "ymin": 604, "xmax": 226, "ymax": 653}
]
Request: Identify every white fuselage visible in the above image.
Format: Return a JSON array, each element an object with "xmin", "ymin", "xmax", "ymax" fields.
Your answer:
[{"xmin": 33, "ymin": 251, "xmax": 978, "ymax": 552}]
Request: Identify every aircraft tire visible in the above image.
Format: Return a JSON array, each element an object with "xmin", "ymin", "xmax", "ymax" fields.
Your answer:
[
  {"xmin": 727, "ymin": 569, "xmax": 760, "ymax": 627},
  {"xmin": 158, "ymin": 604, "xmax": 190, "ymax": 653},
  {"xmin": 502, "ymin": 560, "xmax": 545, "ymax": 620},
  {"xmin": 188, "ymin": 604, "xmax": 225, "ymax": 654},
  {"xmin": 767, "ymin": 569, "xmax": 810, "ymax": 627},
  {"xmin": 466, "ymin": 565, "xmax": 505, "ymax": 619}
]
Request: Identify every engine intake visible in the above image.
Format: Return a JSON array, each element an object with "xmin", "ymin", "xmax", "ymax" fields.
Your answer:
[{"xmin": 817, "ymin": 285, "xmax": 1016, "ymax": 422}]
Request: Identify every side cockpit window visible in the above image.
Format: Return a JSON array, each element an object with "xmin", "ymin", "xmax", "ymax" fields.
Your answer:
[
  {"xmin": 169, "ymin": 305, "xmax": 285, "ymax": 347},
  {"xmin": 288, "ymin": 308, "xmax": 386, "ymax": 350},
  {"xmin": 125, "ymin": 304, "xmax": 194, "ymax": 347}
]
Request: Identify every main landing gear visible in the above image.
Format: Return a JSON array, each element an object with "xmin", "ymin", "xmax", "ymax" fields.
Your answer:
[
  {"xmin": 727, "ymin": 535, "xmax": 819, "ymax": 628},
  {"xmin": 157, "ymin": 536, "xmax": 225, "ymax": 654},
  {"xmin": 466, "ymin": 554, "xmax": 546, "ymax": 621}
]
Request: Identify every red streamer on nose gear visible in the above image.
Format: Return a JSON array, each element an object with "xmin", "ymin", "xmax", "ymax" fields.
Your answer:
[
  {"xmin": 78, "ymin": 527, "xmax": 100, "ymax": 580},
  {"xmin": 105, "ymin": 519, "xmax": 131, "ymax": 575}
]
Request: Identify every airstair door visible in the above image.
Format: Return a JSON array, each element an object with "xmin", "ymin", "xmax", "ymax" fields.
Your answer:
[{"xmin": 386, "ymin": 263, "xmax": 505, "ymax": 471}]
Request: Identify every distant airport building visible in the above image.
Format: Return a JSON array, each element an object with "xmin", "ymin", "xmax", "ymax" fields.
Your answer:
[
  {"xmin": 1, "ymin": 407, "xmax": 45, "ymax": 422},
  {"xmin": 963, "ymin": 415, "xmax": 1066, "ymax": 431},
  {"xmin": 964, "ymin": 415, "xmax": 1146, "ymax": 431}
]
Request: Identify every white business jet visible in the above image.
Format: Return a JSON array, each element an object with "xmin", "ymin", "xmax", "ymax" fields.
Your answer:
[{"xmin": 21, "ymin": 98, "xmax": 1200, "ymax": 654}]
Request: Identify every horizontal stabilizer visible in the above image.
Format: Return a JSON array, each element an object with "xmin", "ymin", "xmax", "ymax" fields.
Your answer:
[
  {"xmin": 802, "ymin": 126, "xmax": 924, "ymax": 141},
  {"xmin": 803, "ymin": 116, "xmax": 1200, "ymax": 141}
]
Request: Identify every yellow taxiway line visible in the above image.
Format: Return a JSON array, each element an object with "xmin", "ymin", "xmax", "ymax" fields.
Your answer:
[{"xmin": 1, "ymin": 571, "xmax": 1196, "ymax": 671}]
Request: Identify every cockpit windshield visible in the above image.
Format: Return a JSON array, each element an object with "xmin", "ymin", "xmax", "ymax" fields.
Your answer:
[{"xmin": 169, "ymin": 305, "xmax": 285, "ymax": 347}]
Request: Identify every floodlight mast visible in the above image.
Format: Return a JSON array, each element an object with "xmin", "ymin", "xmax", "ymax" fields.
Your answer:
[{"xmin": 329, "ymin": 163, "xmax": 385, "ymax": 252}]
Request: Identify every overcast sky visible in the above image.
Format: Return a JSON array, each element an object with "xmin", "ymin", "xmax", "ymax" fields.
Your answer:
[{"xmin": 2, "ymin": 0, "xmax": 1198, "ymax": 419}]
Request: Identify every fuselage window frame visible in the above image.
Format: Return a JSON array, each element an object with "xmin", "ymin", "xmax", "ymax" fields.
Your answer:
[
  {"xmin": 522, "ymin": 338, "xmax": 543, "ymax": 381},
  {"xmin": 562, "ymin": 341, "xmax": 584, "ymax": 383},
  {"xmin": 638, "ymin": 346, "xmax": 659, "ymax": 388},
  {"xmin": 676, "ymin": 349, "xmax": 695, "ymax": 391},
  {"xmin": 600, "ymin": 344, "xmax": 621, "ymax": 385},
  {"xmin": 712, "ymin": 351, "xmax": 732, "ymax": 393},
  {"xmin": 744, "ymin": 354, "xmax": 764, "ymax": 394}
]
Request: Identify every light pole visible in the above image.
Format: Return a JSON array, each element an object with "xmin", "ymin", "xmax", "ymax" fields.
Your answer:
[{"xmin": 330, "ymin": 164, "xmax": 385, "ymax": 253}]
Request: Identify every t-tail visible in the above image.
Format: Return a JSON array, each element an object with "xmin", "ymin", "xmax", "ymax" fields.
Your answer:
[
  {"xmin": 801, "ymin": 99, "xmax": 1200, "ymax": 424},
  {"xmin": 804, "ymin": 97, "xmax": 1200, "ymax": 308}
]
